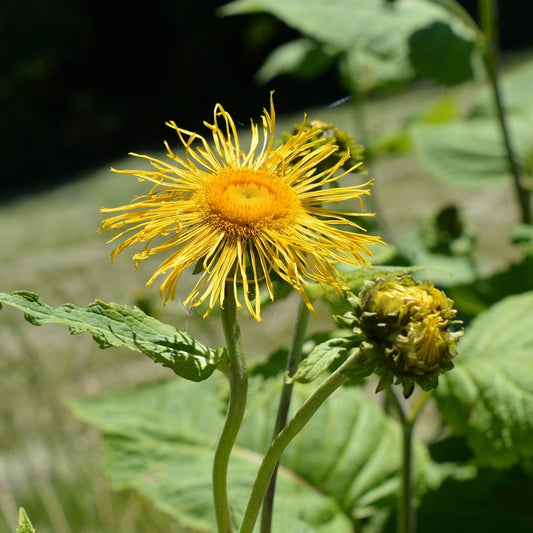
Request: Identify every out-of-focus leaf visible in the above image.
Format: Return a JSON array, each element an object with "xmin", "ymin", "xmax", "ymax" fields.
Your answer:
[
  {"xmin": 408, "ymin": 21, "xmax": 478, "ymax": 86},
  {"xmin": 71, "ymin": 374, "xmax": 433, "ymax": 531},
  {"xmin": 411, "ymin": 118, "xmax": 507, "ymax": 186},
  {"xmin": 448, "ymin": 255, "xmax": 533, "ymax": 319},
  {"xmin": 435, "ymin": 291, "xmax": 533, "ymax": 467},
  {"xmin": 473, "ymin": 58, "xmax": 533, "ymax": 116},
  {"xmin": 0, "ymin": 291, "xmax": 224, "ymax": 382},
  {"xmin": 411, "ymin": 114, "xmax": 533, "ymax": 186},
  {"xmin": 256, "ymin": 38, "xmax": 337, "ymax": 83},
  {"xmin": 221, "ymin": 0, "xmax": 479, "ymax": 92}
]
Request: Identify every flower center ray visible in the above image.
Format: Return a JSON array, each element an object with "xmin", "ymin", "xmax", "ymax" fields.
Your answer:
[{"xmin": 200, "ymin": 168, "xmax": 300, "ymax": 236}]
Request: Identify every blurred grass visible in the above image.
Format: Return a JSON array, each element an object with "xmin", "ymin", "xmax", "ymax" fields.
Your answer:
[{"xmin": 0, "ymin": 83, "xmax": 520, "ymax": 532}]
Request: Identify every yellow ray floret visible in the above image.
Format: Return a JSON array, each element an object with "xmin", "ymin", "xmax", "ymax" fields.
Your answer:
[{"xmin": 100, "ymin": 95, "xmax": 383, "ymax": 321}]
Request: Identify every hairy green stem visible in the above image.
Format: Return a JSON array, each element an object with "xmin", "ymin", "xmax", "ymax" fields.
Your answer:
[
  {"xmin": 260, "ymin": 300, "xmax": 310, "ymax": 533},
  {"xmin": 213, "ymin": 286, "xmax": 248, "ymax": 533},
  {"xmin": 479, "ymin": 0, "xmax": 531, "ymax": 224},
  {"xmin": 238, "ymin": 349, "xmax": 359, "ymax": 533},
  {"xmin": 388, "ymin": 389, "xmax": 432, "ymax": 533}
]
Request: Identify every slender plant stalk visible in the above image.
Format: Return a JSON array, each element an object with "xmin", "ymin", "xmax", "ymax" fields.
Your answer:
[
  {"xmin": 213, "ymin": 285, "xmax": 248, "ymax": 533},
  {"xmin": 387, "ymin": 389, "xmax": 432, "ymax": 533},
  {"xmin": 238, "ymin": 349, "xmax": 363, "ymax": 533},
  {"xmin": 260, "ymin": 300, "xmax": 310, "ymax": 533},
  {"xmin": 478, "ymin": 0, "xmax": 531, "ymax": 224}
]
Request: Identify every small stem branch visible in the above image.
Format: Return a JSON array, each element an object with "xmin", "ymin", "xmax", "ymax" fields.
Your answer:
[
  {"xmin": 387, "ymin": 389, "xmax": 432, "ymax": 533},
  {"xmin": 260, "ymin": 300, "xmax": 310, "ymax": 533},
  {"xmin": 479, "ymin": 0, "xmax": 531, "ymax": 224},
  {"xmin": 238, "ymin": 350, "xmax": 358, "ymax": 533},
  {"xmin": 213, "ymin": 285, "xmax": 248, "ymax": 533}
]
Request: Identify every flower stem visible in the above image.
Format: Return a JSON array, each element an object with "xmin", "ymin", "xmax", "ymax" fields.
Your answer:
[
  {"xmin": 387, "ymin": 389, "xmax": 432, "ymax": 533},
  {"xmin": 260, "ymin": 300, "xmax": 310, "ymax": 533},
  {"xmin": 479, "ymin": 0, "xmax": 531, "ymax": 224},
  {"xmin": 238, "ymin": 349, "xmax": 358, "ymax": 533},
  {"xmin": 213, "ymin": 286, "xmax": 248, "ymax": 533}
]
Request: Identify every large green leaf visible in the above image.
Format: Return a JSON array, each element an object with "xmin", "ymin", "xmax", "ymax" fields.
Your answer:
[
  {"xmin": 435, "ymin": 291, "xmax": 533, "ymax": 467},
  {"xmin": 408, "ymin": 21, "xmax": 478, "ymax": 86},
  {"xmin": 256, "ymin": 38, "xmax": 338, "ymax": 83},
  {"xmin": 71, "ymin": 374, "xmax": 432, "ymax": 532},
  {"xmin": 222, "ymin": 0, "xmax": 479, "ymax": 91},
  {"xmin": 473, "ymin": 58, "xmax": 533, "ymax": 117},
  {"xmin": 410, "ymin": 113, "xmax": 533, "ymax": 186},
  {"xmin": 0, "ymin": 291, "xmax": 224, "ymax": 382},
  {"xmin": 410, "ymin": 58, "xmax": 533, "ymax": 186}
]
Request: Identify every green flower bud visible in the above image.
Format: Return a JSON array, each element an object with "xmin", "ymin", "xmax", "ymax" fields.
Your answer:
[
  {"xmin": 281, "ymin": 119, "xmax": 365, "ymax": 174},
  {"xmin": 336, "ymin": 275, "xmax": 463, "ymax": 397}
]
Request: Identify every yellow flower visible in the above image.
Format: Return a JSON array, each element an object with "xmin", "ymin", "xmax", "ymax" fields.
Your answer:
[{"xmin": 100, "ymin": 95, "xmax": 382, "ymax": 321}]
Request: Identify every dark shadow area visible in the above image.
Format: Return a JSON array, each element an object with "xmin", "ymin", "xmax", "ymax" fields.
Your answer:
[
  {"xmin": 2, "ymin": 0, "xmax": 532, "ymax": 200},
  {"xmin": 0, "ymin": 0, "xmax": 343, "ymax": 200}
]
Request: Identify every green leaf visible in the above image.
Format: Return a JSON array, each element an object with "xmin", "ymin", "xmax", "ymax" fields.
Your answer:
[
  {"xmin": 411, "ymin": 113, "xmax": 533, "ymax": 186},
  {"xmin": 290, "ymin": 338, "xmax": 348, "ymax": 384},
  {"xmin": 71, "ymin": 374, "xmax": 432, "ymax": 531},
  {"xmin": 410, "ymin": 57, "xmax": 533, "ymax": 186},
  {"xmin": 473, "ymin": 57, "xmax": 533, "ymax": 117},
  {"xmin": 408, "ymin": 21, "xmax": 478, "ymax": 86},
  {"xmin": 448, "ymin": 255, "xmax": 533, "ymax": 319},
  {"xmin": 435, "ymin": 291, "xmax": 533, "ymax": 467},
  {"xmin": 0, "ymin": 291, "xmax": 224, "ymax": 382},
  {"xmin": 222, "ymin": 0, "xmax": 478, "ymax": 92},
  {"xmin": 256, "ymin": 38, "xmax": 337, "ymax": 83},
  {"xmin": 410, "ymin": 118, "xmax": 508, "ymax": 186},
  {"xmin": 16, "ymin": 508, "xmax": 36, "ymax": 533}
]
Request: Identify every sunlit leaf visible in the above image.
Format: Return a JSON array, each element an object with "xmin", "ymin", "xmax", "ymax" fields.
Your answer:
[
  {"xmin": 411, "ymin": 113, "xmax": 533, "ymax": 186},
  {"xmin": 473, "ymin": 57, "xmax": 533, "ymax": 116},
  {"xmin": 0, "ymin": 291, "xmax": 224, "ymax": 382},
  {"xmin": 256, "ymin": 38, "xmax": 337, "ymax": 83},
  {"xmin": 71, "ymin": 374, "xmax": 433, "ymax": 531},
  {"xmin": 222, "ymin": 0, "xmax": 479, "ymax": 92},
  {"xmin": 290, "ymin": 337, "xmax": 348, "ymax": 384},
  {"xmin": 435, "ymin": 291, "xmax": 533, "ymax": 467}
]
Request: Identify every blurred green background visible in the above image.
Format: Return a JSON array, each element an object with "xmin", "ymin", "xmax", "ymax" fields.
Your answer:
[{"xmin": 2, "ymin": 1, "xmax": 533, "ymax": 532}]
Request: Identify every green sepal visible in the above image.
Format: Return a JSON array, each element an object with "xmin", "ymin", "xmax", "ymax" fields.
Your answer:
[
  {"xmin": 0, "ymin": 291, "xmax": 225, "ymax": 382},
  {"xmin": 16, "ymin": 508, "xmax": 35, "ymax": 533}
]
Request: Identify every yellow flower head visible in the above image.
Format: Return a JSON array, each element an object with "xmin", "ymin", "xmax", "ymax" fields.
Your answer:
[{"xmin": 100, "ymin": 95, "xmax": 383, "ymax": 320}]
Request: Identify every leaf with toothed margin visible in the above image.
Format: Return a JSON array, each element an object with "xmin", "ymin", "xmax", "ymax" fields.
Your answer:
[{"xmin": 0, "ymin": 291, "xmax": 225, "ymax": 381}]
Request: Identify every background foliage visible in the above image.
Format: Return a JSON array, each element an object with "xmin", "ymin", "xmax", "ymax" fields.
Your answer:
[{"xmin": 2, "ymin": 0, "xmax": 533, "ymax": 531}]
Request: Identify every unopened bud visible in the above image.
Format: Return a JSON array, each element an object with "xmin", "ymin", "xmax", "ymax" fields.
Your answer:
[{"xmin": 336, "ymin": 275, "xmax": 463, "ymax": 397}]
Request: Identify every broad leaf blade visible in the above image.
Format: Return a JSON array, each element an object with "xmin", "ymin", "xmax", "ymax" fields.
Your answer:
[
  {"xmin": 290, "ymin": 338, "xmax": 347, "ymax": 384},
  {"xmin": 0, "ymin": 291, "xmax": 224, "ymax": 381},
  {"xmin": 435, "ymin": 291, "xmax": 533, "ymax": 467},
  {"xmin": 473, "ymin": 57, "xmax": 533, "ymax": 116},
  {"xmin": 410, "ymin": 118, "xmax": 509, "ymax": 186},
  {"xmin": 256, "ymin": 38, "xmax": 337, "ymax": 83},
  {"xmin": 72, "ymin": 374, "xmax": 432, "ymax": 531},
  {"xmin": 222, "ymin": 0, "xmax": 478, "ymax": 92},
  {"xmin": 408, "ymin": 21, "xmax": 478, "ymax": 86}
]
